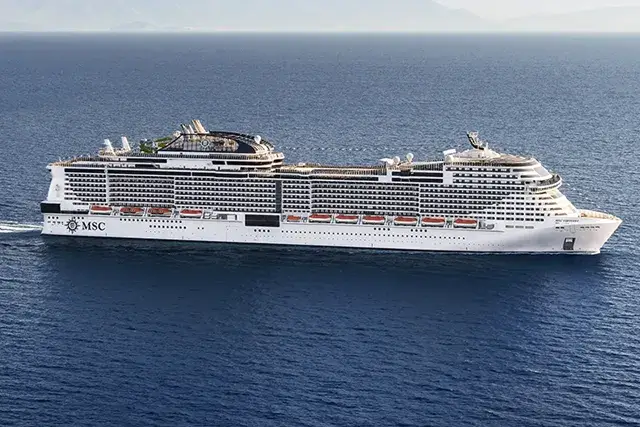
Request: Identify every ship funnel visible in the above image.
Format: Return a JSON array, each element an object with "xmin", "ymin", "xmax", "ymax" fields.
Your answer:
[
  {"xmin": 121, "ymin": 136, "xmax": 131, "ymax": 151},
  {"xmin": 193, "ymin": 119, "xmax": 207, "ymax": 134},
  {"xmin": 103, "ymin": 139, "xmax": 115, "ymax": 155}
]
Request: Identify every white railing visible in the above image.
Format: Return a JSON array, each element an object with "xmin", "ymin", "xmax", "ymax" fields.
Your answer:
[{"xmin": 579, "ymin": 209, "xmax": 617, "ymax": 220}]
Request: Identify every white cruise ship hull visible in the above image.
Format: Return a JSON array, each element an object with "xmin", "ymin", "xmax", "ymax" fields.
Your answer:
[{"xmin": 41, "ymin": 212, "xmax": 621, "ymax": 254}]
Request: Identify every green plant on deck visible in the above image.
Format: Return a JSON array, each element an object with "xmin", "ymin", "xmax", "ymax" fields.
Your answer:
[{"xmin": 139, "ymin": 141, "xmax": 155, "ymax": 154}]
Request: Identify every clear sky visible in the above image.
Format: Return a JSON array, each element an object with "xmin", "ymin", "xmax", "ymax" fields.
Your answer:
[{"xmin": 438, "ymin": 0, "xmax": 640, "ymax": 19}]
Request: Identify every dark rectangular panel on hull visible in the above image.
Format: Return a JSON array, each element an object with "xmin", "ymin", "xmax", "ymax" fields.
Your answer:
[
  {"xmin": 126, "ymin": 158, "xmax": 167, "ymax": 163},
  {"xmin": 563, "ymin": 237, "xmax": 576, "ymax": 251},
  {"xmin": 108, "ymin": 169, "xmax": 191, "ymax": 176},
  {"xmin": 245, "ymin": 214, "xmax": 280, "ymax": 227},
  {"xmin": 392, "ymin": 178, "xmax": 443, "ymax": 183},
  {"xmin": 275, "ymin": 181, "xmax": 282, "ymax": 213},
  {"xmin": 65, "ymin": 168, "xmax": 106, "ymax": 174},
  {"xmin": 41, "ymin": 202, "xmax": 61, "ymax": 213}
]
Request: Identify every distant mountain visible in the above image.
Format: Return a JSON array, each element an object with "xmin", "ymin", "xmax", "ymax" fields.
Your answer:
[
  {"xmin": 0, "ymin": 0, "xmax": 172, "ymax": 31},
  {"xmin": 503, "ymin": 7, "xmax": 640, "ymax": 32},
  {"xmin": 2, "ymin": 1, "xmax": 637, "ymax": 32},
  {"xmin": 0, "ymin": 0, "xmax": 486, "ymax": 32}
]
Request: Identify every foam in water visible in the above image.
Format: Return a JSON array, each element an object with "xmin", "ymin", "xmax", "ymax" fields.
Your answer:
[{"xmin": 0, "ymin": 221, "xmax": 43, "ymax": 234}]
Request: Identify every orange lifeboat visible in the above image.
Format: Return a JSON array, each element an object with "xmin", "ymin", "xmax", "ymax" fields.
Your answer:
[
  {"xmin": 453, "ymin": 218, "xmax": 478, "ymax": 228},
  {"xmin": 394, "ymin": 216, "xmax": 418, "ymax": 226},
  {"xmin": 90, "ymin": 205, "xmax": 112, "ymax": 215},
  {"xmin": 421, "ymin": 217, "xmax": 445, "ymax": 227},
  {"xmin": 308, "ymin": 213, "xmax": 332, "ymax": 223},
  {"xmin": 180, "ymin": 209, "xmax": 203, "ymax": 218},
  {"xmin": 286, "ymin": 215, "xmax": 302, "ymax": 223},
  {"xmin": 149, "ymin": 207, "xmax": 172, "ymax": 217},
  {"xmin": 120, "ymin": 206, "xmax": 144, "ymax": 216},
  {"xmin": 362, "ymin": 215, "xmax": 385, "ymax": 225},
  {"xmin": 335, "ymin": 214, "xmax": 359, "ymax": 224}
]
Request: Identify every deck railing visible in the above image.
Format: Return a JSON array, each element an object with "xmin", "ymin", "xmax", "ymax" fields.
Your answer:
[{"xmin": 579, "ymin": 209, "xmax": 617, "ymax": 220}]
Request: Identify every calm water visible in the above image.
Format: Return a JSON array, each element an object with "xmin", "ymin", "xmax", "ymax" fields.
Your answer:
[{"xmin": 0, "ymin": 33, "xmax": 639, "ymax": 426}]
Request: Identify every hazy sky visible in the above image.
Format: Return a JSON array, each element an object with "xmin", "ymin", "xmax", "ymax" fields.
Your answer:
[
  {"xmin": 438, "ymin": 0, "xmax": 640, "ymax": 19},
  {"xmin": 2, "ymin": 0, "xmax": 640, "ymax": 32}
]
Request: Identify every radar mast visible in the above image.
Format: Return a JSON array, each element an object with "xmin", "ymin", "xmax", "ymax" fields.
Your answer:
[{"xmin": 466, "ymin": 131, "xmax": 487, "ymax": 150}]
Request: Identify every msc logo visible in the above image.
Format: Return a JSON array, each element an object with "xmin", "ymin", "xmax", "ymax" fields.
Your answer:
[
  {"xmin": 65, "ymin": 219, "xmax": 106, "ymax": 234},
  {"xmin": 65, "ymin": 219, "xmax": 79, "ymax": 233}
]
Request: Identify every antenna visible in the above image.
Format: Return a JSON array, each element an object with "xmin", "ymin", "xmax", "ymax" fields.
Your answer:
[
  {"xmin": 392, "ymin": 156, "xmax": 401, "ymax": 166},
  {"xmin": 254, "ymin": 135, "xmax": 262, "ymax": 144},
  {"xmin": 406, "ymin": 153, "xmax": 414, "ymax": 163}
]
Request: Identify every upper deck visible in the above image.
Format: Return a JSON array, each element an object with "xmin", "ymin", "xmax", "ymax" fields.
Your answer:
[
  {"xmin": 158, "ymin": 130, "xmax": 276, "ymax": 155},
  {"xmin": 49, "ymin": 122, "xmax": 545, "ymax": 181}
]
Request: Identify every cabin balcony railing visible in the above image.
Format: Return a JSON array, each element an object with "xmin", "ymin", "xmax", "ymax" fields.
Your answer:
[{"xmin": 528, "ymin": 174, "xmax": 562, "ymax": 191}]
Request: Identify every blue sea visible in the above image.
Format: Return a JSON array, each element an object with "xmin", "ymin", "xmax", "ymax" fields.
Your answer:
[{"xmin": 0, "ymin": 33, "xmax": 638, "ymax": 426}]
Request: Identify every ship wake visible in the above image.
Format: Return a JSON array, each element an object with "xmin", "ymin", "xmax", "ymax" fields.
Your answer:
[{"xmin": 0, "ymin": 221, "xmax": 43, "ymax": 234}]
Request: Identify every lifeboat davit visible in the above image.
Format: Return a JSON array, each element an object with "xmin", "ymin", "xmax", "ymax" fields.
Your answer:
[
  {"xmin": 362, "ymin": 215, "xmax": 386, "ymax": 225},
  {"xmin": 120, "ymin": 206, "xmax": 144, "ymax": 216},
  {"xmin": 286, "ymin": 215, "xmax": 302, "ymax": 223},
  {"xmin": 180, "ymin": 209, "xmax": 203, "ymax": 218},
  {"xmin": 421, "ymin": 217, "xmax": 445, "ymax": 227},
  {"xmin": 394, "ymin": 216, "xmax": 418, "ymax": 226},
  {"xmin": 90, "ymin": 205, "xmax": 112, "ymax": 215},
  {"xmin": 335, "ymin": 214, "xmax": 359, "ymax": 224},
  {"xmin": 149, "ymin": 207, "xmax": 172, "ymax": 217},
  {"xmin": 453, "ymin": 218, "xmax": 478, "ymax": 228},
  {"xmin": 308, "ymin": 213, "xmax": 332, "ymax": 223}
]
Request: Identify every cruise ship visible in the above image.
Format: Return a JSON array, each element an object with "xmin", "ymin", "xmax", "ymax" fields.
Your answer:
[{"xmin": 41, "ymin": 120, "xmax": 621, "ymax": 254}]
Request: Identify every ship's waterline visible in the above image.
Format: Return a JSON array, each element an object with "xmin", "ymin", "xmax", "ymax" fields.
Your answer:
[{"xmin": 41, "ymin": 121, "xmax": 621, "ymax": 254}]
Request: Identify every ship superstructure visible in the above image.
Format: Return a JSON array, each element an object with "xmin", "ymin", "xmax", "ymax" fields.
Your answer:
[{"xmin": 41, "ymin": 120, "xmax": 621, "ymax": 253}]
